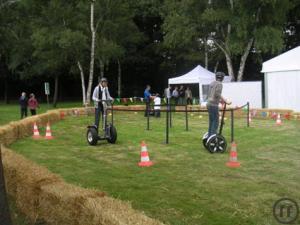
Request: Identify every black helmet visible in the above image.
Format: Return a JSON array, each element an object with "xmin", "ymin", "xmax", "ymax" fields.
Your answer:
[
  {"xmin": 100, "ymin": 77, "xmax": 108, "ymax": 82},
  {"xmin": 215, "ymin": 72, "xmax": 225, "ymax": 81}
]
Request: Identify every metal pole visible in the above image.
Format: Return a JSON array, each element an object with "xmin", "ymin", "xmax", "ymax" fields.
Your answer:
[
  {"xmin": 185, "ymin": 104, "xmax": 188, "ymax": 131},
  {"xmin": 147, "ymin": 101, "xmax": 150, "ymax": 130},
  {"xmin": 0, "ymin": 146, "xmax": 13, "ymax": 225},
  {"xmin": 169, "ymin": 100, "xmax": 172, "ymax": 128},
  {"xmin": 111, "ymin": 101, "xmax": 114, "ymax": 127},
  {"xmin": 166, "ymin": 104, "xmax": 169, "ymax": 144},
  {"xmin": 231, "ymin": 110, "xmax": 234, "ymax": 143},
  {"xmin": 247, "ymin": 101, "xmax": 250, "ymax": 127}
]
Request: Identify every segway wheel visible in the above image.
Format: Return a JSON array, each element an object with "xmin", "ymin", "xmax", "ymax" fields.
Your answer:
[
  {"xmin": 107, "ymin": 124, "xmax": 117, "ymax": 144},
  {"xmin": 202, "ymin": 132, "xmax": 209, "ymax": 150},
  {"xmin": 87, "ymin": 127, "xmax": 98, "ymax": 146},
  {"xmin": 206, "ymin": 134, "xmax": 227, "ymax": 153}
]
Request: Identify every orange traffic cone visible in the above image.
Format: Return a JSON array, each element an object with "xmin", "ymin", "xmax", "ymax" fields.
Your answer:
[
  {"xmin": 138, "ymin": 141, "xmax": 153, "ymax": 167},
  {"xmin": 45, "ymin": 122, "xmax": 54, "ymax": 140},
  {"xmin": 226, "ymin": 142, "xmax": 240, "ymax": 168},
  {"xmin": 32, "ymin": 122, "xmax": 41, "ymax": 139},
  {"xmin": 276, "ymin": 114, "xmax": 282, "ymax": 125}
]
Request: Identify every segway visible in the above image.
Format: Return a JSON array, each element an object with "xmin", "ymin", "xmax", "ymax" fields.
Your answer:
[
  {"xmin": 202, "ymin": 103, "xmax": 227, "ymax": 153},
  {"xmin": 87, "ymin": 101, "xmax": 117, "ymax": 146}
]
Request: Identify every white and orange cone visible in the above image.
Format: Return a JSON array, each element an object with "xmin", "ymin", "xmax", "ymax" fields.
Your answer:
[
  {"xmin": 45, "ymin": 122, "xmax": 54, "ymax": 140},
  {"xmin": 226, "ymin": 142, "xmax": 240, "ymax": 168},
  {"xmin": 138, "ymin": 141, "xmax": 153, "ymax": 167},
  {"xmin": 276, "ymin": 114, "xmax": 282, "ymax": 125},
  {"xmin": 32, "ymin": 122, "xmax": 41, "ymax": 139}
]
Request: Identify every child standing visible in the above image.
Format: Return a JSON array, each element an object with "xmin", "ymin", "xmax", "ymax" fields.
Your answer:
[{"xmin": 154, "ymin": 93, "xmax": 161, "ymax": 118}]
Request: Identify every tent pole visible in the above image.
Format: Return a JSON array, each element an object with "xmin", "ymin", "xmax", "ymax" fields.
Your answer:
[{"xmin": 199, "ymin": 83, "xmax": 203, "ymax": 105}]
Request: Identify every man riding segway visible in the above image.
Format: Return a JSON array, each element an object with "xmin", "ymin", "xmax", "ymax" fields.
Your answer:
[
  {"xmin": 203, "ymin": 71, "xmax": 231, "ymax": 153},
  {"xmin": 86, "ymin": 77, "xmax": 117, "ymax": 145}
]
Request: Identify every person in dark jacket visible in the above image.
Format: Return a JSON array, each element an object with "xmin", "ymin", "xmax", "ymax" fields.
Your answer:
[
  {"xmin": 19, "ymin": 92, "xmax": 28, "ymax": 119},
  {"xmin": 28, "ymin": 93, "xmax": 39, "ymax": 116},
  {"xmin": 144, "ymin": 85, "xmax": 152, "ymax": 117}
]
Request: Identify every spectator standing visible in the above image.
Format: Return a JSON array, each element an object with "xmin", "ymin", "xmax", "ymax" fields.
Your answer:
[
  {"xmin": 164, "ymin": 84, "xmax": 172, "ymax": 104},
  {"xmin": 154, "ymin": 93, "xmax": 161, "ymax": 117},
  {"xmin": 185, "ymin": 87, "xmax": 193, "ymax": 105},
  {"xmin": 19, "ymin": 92, "xmax": 28, "ymax": 119},
  {"xmin": 178, "ymin": 85, "xmax": 185, "ymax": 105},
  {"xmin": 28, "ymin": 93, "xmax": 39, "ymax": 116},
  {"xmin": 144, "ymin": 85, "xmax": 152, "ymax": 117},
  {"xmin": 172, "ymin": 86, "xmax": 179, "ymax": 105}
]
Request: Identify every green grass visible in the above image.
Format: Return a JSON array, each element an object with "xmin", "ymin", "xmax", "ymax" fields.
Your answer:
[{"xmin": 4, "ymin": 106, "xmax": 300, "ymax": 225}]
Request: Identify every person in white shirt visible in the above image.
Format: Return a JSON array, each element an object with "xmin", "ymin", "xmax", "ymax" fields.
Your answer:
[
  {"xmin": 92, "ymin": 77, "xmax": 114, "ymax": 129},
  {"xmin": 154, "ymin": 93, "xmax": 161, "ymax": 117}
]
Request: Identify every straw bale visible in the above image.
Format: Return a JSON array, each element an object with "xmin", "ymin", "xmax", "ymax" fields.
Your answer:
[{"xmin": 2, "ymin": 146, "xmax": 63, "ymax": 221}]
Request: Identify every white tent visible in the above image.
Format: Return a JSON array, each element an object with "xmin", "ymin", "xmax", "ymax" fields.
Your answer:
[
  {"xmin": 168, "ymin": 65, "xmax": 231, "ymax": 102},
  {"xmin": 261, "ymin": 46, "xmax": 300, "ymax": 111}
]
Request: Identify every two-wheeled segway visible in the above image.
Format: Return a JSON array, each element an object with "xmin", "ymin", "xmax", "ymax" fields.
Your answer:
[
  {"xmin": 202, "ymin": 103, "xmax": 227, "ymax": 153},
  {"xmin": 87, "ymin": 100, "xmax": 117, "ymax": 146}
]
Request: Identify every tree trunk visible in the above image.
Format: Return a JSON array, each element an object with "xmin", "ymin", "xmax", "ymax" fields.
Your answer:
[
  {"xmin": 204, "ymin": 38, "xmax": 208, "ymax": 69},
  {"xmin": 0, "ymin": 146, "xmax": 13, "ymax": 225},
  {"xmin": 117, "ymin": 59, "xmax": 122, "ymax": 97},
  {"xmin": 53, "ymin": 75, "xmax": 59, "ymax": 108},
  {"xmin": 86, "ymin": 0, "xmax": 96, "ymax": 105},
  {"xmin": 4, "ymin": 76, "xmax": 9, "ymax": 104},
  {"xmin": 237, "ymin": 38, "xmax": 254, "ymax": 81},
  {"xmin": 224, "ymin": 52, "xmax": 235, "ymax": 81},
  {"xmin": 214, "ymin": 61, "xmax": 219, "ymax": 73},
  {"xmin": 77, "ymin": 61, "xmax": 87, "ymax": 106},
  {"xmin": 99, "ymin": 59, "xmax": 104, "ymax": 81}
]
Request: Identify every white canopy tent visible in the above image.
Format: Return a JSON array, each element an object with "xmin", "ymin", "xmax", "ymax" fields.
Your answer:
[
  {"xmin": 168, "ymin": 65, "xmax": 231, "ymax": 102},
  {"xmin": 261, "ymin": 46, "xmax": 300, "ymax": 111}
]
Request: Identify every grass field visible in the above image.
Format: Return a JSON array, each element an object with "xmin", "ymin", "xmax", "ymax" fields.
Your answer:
[{"xmin": 6, "ymin": 108, "xmax": 300, "ymax": 225}]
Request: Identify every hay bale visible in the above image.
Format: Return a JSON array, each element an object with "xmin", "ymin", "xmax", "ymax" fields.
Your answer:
[{"xmin": 2, "ymin": 146, "xmax": 63, "ymax": 221}]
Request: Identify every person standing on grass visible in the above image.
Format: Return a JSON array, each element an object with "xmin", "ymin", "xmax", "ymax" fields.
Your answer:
[
  {"xmin": 172, "ymin": 86, "xmax": 179, "ymax": 105},
  {"xmin": 28, "ymin": 93, "xmax": 39, "ymax": 116},
  {"xmin": 164, "ymin": 84, "xmax": 172, "ymax": 104},
  {"xmin": 178, "ymin": 85, "xmax": 185, "ymax": 105},
  {"xmin": 144, "ymin": 85, "xmax": 152, "ymax": 117},
  {"xmin": 92, "ymin": 77, "xmax": 114, "ymax": 130},
  {"xmin": 19, "ymin": 92, "xmax": 28, "ymax": 119},
  {"xmin": 154, "ymin": 93, "xmax": 161, "ymax": 117},
  {"xmin": 185, "ymin": 86, "xmax": 193, "ymax": 105},
  {"xmin": 206, "ymin": 72, "xmax": 231, "ymax": 138}
]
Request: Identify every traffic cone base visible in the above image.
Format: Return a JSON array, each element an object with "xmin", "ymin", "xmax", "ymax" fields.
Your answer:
[
  {"xmin": 226, "ymin": 161, "xmax": 240, "ymax": 168},
  {"xmin": 138, "ymin": 161, "xmax": 153, "ymax": 167}
]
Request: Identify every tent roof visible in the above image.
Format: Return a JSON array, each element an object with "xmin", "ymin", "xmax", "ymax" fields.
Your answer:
[
  {"xmin": 168, "ymin": 65, "xmax": 230, "ymax": 84},
  {"xmin": 261, "ymin": 46, "xmax": 300, "ymax": 73}
]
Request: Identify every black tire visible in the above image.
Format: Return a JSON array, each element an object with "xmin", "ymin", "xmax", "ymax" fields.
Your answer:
[
  {"xmin": 87, "ymin": 127, "xmax": 98, "ymax": 146},
  {"xmin": 207, "ymin": 134, "xmax": 227, "ymax": 153},
  {"xmin": 107, "ymin": 124, "xmax": 117, "ymax": 144},
  {"xmin": 202, "ymin": 132, "xmax": 209, "ymax": 150}
]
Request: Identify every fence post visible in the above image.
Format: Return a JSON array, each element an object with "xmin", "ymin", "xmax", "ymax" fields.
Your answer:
[
  {"xmin": 247, "ymin": 102, "xmax": 250, "ymax": 127},
  {"xmin": 231, "ymin": 110, "xmax": 234, "ymax": 143},
  {"xmin": 147, "ymin": 101, "xmax": 150, "ymax": 130},
  {"xmin": 169, "ymin": 100, "xmax": 172, "ymax": 128},
  {"xmin": 166, "ymin": 104, "xmax": 169, "ymax": 144},
  {"xmin": 0, "ymin": 146, "xmax": 13, "ymax": 225},
  {"xmin": 185, "ymin": 104, "xmax": 188, "ymax": 131}
]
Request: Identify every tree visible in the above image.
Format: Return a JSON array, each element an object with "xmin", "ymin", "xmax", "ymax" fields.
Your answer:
[
  {"xmin": 202, "ymin": 0, "xmax": 291, "ymax": 81},
  {"xmin": 163, "ymin": 0, "xmax": 292, "ymax": 81}
]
